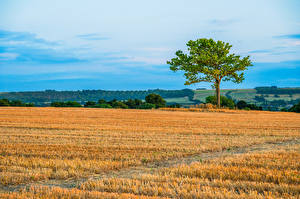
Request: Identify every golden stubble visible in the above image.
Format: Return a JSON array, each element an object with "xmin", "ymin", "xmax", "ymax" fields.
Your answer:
[{"xmin": 0, "ymin": 107, "xmax": 299, "ymax": 198}]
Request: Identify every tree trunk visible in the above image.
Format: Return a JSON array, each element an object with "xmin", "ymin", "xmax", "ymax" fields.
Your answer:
[{"xmin": 215, "ymin": 81, "xmax": 221, "ymax": 108}]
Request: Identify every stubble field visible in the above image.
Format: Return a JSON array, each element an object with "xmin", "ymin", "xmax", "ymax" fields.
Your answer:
[{"xmin": 0, "ymin": 107, "xmax": 299, "ymax": 198}]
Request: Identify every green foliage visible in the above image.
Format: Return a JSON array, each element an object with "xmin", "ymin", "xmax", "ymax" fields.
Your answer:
[
  {"xmin": 84, "ymin": 101, "xmax": 96, "ymax": 107},
  {"xmin": 110, "ymin": 101, "xmax": 128, "ymax": 109},
  {"xmin": 50, "ymin": 102, "xmax": 64, "ymax": 107},
  {"xmin": 138, "ymin": 103, "xmax": 155, "ymax": 109},
  {"xmin": 0, "ymin": 99, "xmax": 35, "ymax": 107},
  {"xmin": 246, "ymin": 104, "xmax": 262, "ymax": 110},
  {"xmin": 255, "ymin": 86, "xmax": 300, "ymax": 94},
  {"xmin": 108, "ymin": 99, "xmax": 117, "ymax": 105},
  {"xmin": 0, "ymin": 89, "xmax": 194, "ymax": 106},
  {"xmin": 0, "ymin": 99, "xmax": 10, "ymax": 106},
  {"xmin": 289, "ymin": 101, "xmax": 300, "ymax": 113},
  {"xmin": 237, "ymin": 100, "xmax": 262, "ymax": 110},
  {"xmin": 145, "ymin": 94, "xmax": 166, "ymax": 108},
  {"xmin": 95, "ymin": 98, "xmax": 156, "ymax": 109},
  {"xmin": 167, "ymin": 38, "xmax": 252, "ymax": 107},
  {"xmin": 94, "ymin": 98, "xmax": 157, "ymax": 110},
  {"xmin": 50, "ymin": 101, "xmax": 81, "ymax": 107},
  {"xmin": 269, "ymin": 100, "xmax": 287, "ymax": 107},
  {"xmin": 49, "ymin": 97, "xmax": 161, "ymax": 110},
  {"xmin": 167, "ymin": 103, "xmax": 182, "ymax": 108},
  {"xmin": 98, "ymin": 99, "xmax": 107, "ymax": 104},
  {"xmin": 93, "ymin": 104, "xmax": 112, "ymax": 108},
  {"xmin": 65, "ymin": 101, "xmax": 81, "ymax": 107},
  {"xmin": 236, "ymin": 100, "xmax": 248, "ymax": 109},
  {"xmin": 254, "ymin": 95, "xmax": 266, "ymax": 102},
  {"xmin": 205, "ymin": 95, "xmax": 235, "ymax": 109},
  {"xmin": 25, "ymin": 103, "xmax": 35, "ymax": 107},
  {"xmin": 193, "ymin": 88, "xmax": 299, "ymax": 111},
  {"xmin": 10, "ymin": 100, "xmax": 24, "ymax": 106},
  {"xmin": 167, "ymin": 38, "xmax": 252, "ymax": 85},
  {"xmin": 125, "ymin": 99, "xmax": 143, "ymax": 109}
]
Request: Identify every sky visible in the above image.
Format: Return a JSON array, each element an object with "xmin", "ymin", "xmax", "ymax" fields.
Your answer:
[{"xmin": 0, "ymin": 0, "xmax": 300, "ymax": 91}]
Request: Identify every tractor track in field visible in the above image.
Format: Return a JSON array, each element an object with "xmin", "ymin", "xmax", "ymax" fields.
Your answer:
[{"xmin": 1, "ymin": 138, "xmax": 299, "ymax": 193}]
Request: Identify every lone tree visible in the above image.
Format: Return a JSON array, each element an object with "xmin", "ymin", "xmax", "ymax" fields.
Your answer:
[{"xmin": 167, "ymin": 38, "xmax": 252, "ymax": 108}]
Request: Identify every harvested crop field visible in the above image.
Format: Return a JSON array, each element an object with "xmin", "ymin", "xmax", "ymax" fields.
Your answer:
[{"xmin": 0, "ymin": 107, "xmax": 299, "ymax": 198}]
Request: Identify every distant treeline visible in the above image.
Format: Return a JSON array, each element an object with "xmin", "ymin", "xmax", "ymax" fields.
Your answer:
[
  {"xmin": 206, "ymin": 95, "xmax": 300, "ymax": 112},
  {"xmin": 255, "ymin": 86, "xmax": 300, "ymax": 94},
  {"xmin": 0, "ymin": 99, "xmax": 34, "ymax": 107},
  {"xmin": 0, "ymin": 89, "xmax": 194, "ymax": 106},
  {"xmin": 287, "ymin": 101, "xmax": 300, "ymax": 113},
  {"xmin": 0, "ymin": 93, "xmax": 181, "ymax": 109},
  {"xmin": 1, "ymin": 95, "xmax": 299, "ymax": 113},
  {"xmin": 51, "ymin": 93, "xmax": 180, "ymax": 109}
]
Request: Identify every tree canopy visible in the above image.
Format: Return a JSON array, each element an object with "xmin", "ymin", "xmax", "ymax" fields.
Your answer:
[
  {"xmin": 145, "ymin": 93, "xmax": 166, "ymax": 108},
  {"xmin": 167, "ymin": 38, "xmax": 252, "ymax": 107},
  {"xmin": 205, "ymin": 95, "xmax": 235, "ymax": 109},
  {"xmin": 289, "ymin": 101, "xmax": 300, "ymax": 113}
]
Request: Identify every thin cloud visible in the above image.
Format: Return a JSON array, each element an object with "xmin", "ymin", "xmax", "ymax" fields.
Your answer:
[
  {"xmin": 141, "ymin": 47, "xmax": 172, "ymax": 53},
  {"xmin": 277, "ymin": 78, "xmax": 300, "ymax": 83},
  {"xmin": 249, "ymin": 46, "xmax": 299, "ymax": 58},
  {"xmin": 208, "ymin": 18, "xmax": 238, "ymax": 26},
  {"xmin": 249, "ymin": 49, "xmax": 273, "ymax": 54},
  {"xmin": 0, "ymin": 29, "xmax": 84, "ymax": 64},
  {"xmin": 0, "ymin": 53, "xmax": 18, "ymax": 61},
  {"xmin": 0, "ymin": 29, "xmax": 58, "ymax": 46},
  {"xmin": 77, "ymin": 33, "xmax": 110, "ymax": 41},
  {"xmin": 274, "ymin": 34, "xmax": 300, "ymax": 39},
  {"xmin": 272, "ymin": 34, "xmax": 300, "ymax": 48}
]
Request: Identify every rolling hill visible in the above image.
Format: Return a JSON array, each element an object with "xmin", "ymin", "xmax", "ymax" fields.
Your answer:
[{"xmin": 0, "ymin": 87, "xmax": 299, "ymax": 110}]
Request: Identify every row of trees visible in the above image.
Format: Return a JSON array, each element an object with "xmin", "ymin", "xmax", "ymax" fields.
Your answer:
[
  {"xmin": 1, "ymin": 95, "xmax": 297, "ymax": 112},
  {"xmin": 0, "ymin": 89, "xmax": 194, "ymax": 106},
  {"xmin": 50, "ymin": 101, "xmax": 81, "ymax": 107},
  {"xmin": 236, "ymin": 100, "xmax": 263, "ymax": 110},
  {"xmin": 255, "ymin": 86, "xmax": 300, "ymax": 95},
  {"xmin": 0, "ymin": 99, "xmax": 35, "ymax": 107},
  {"xmin": 50, "ymin": 94, "xmax": 174, "ymax": 109},
  {"xmin": 205, "ymin": 96, "xmax": 262, "ymax": 110},
  {"xmin": 282, "ymin": 101, "xmax": 300, "ymax": 113},
  {"xmin": 205, "ymin": 95, "xmax": 300, "ymax": 112}
]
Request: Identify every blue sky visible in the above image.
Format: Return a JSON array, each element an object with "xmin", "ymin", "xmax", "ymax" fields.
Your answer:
[{"xmin": 0, "ymin": 0, "xmax": 300, "ymax": 91}]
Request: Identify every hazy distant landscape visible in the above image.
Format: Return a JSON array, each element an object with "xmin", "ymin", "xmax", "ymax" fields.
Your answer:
[{"xmin": 1, "ymin": 86, "xmax": 299, "ymax": 111}]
